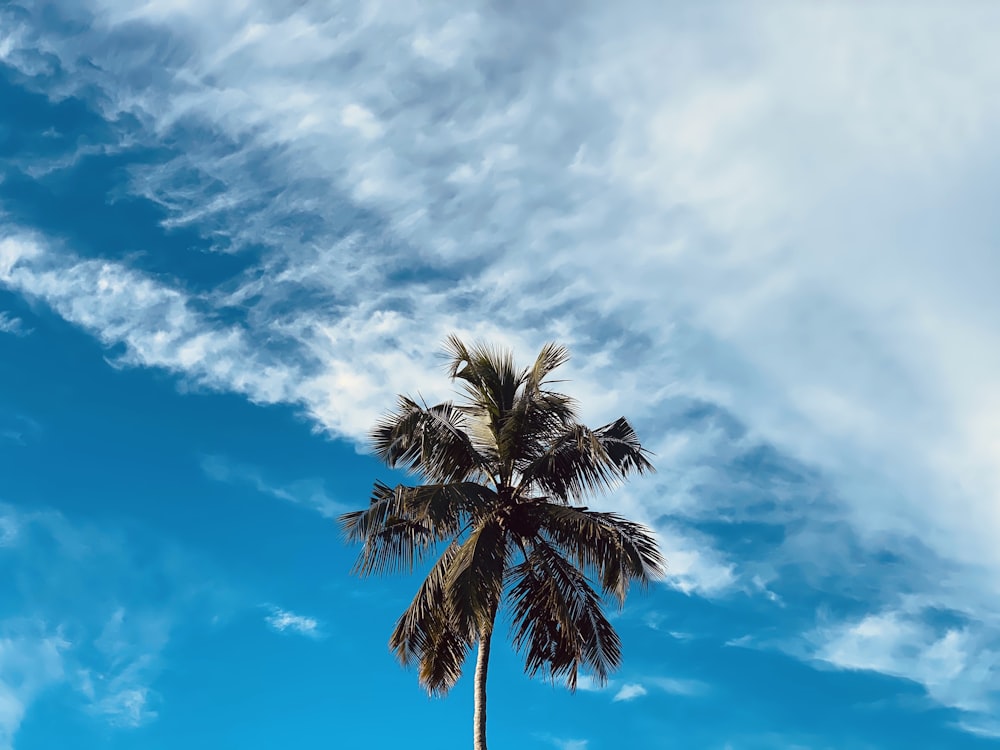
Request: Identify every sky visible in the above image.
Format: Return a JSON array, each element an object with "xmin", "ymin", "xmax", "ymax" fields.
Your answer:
[{"xmin": 1, "ymin": 1, "xmax": 999, "ymax": 748}]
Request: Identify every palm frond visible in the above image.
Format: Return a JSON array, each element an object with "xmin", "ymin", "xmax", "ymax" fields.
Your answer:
[
  {"xmin": 415, "ymin": 611, "xmax": 470, "ymax": 696},
  {"xmin": 370, "ymin": 396, "xmax": 489, "ymax": 483},
  {"xmin": 446, "ymin": 518, "xmax": 510, "ymax": 637},
  {"xmin": 518, "ymin": 417, "xmax": 654, "ymax": 502},
  {"xmin": 497, "ymin": 344, "xmax": 578, "ymax": 470},
  {"xmin": 507, "ymin": 538, "xmax": 622, "ymax": 689},
  {"xmin": 444, "ymin": 335, "xmax": 524, "ymax": 447},
  {"xmin": 518, "ymin": 502, "xmax": 665, "ymax": 604},
  {"xmin": 527, "ymin": 342, "xmax": 572, "ymax": 387},
  {"xmin": 339, "ymin": 481, "xmax": 499, "ymax": 576},
  {"xmin": 501, "ymin": 388, "xmax": 577, "ymax": 468},
  {"xmin": 596, "ymin": 417, "xmax": 656, "ymax": 476},
  {"xmin": 390, "ymin": 539, "xmax": 467, "ymax": 669}
]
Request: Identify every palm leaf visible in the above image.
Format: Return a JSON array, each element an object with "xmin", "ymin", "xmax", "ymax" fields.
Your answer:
[
  {"xmin": 519, "ymin": 417, "xmax": 654, "ymax": 502},
  {"xmin": 415, "ymin": 609, "xmax": 470, "ymax": 696},
  {"xmin": 445, "ymin": 517, "xmax": 510, "ymax": 637},
  {"xmin": 371, "ymin": 396, "xmax": 490, "ymax": 483},
  {"xmin": 390, "ymin": 540, "xmax": 467, "ymax": 677},
  {"xmin": 444, "ymin": 336, "xmax": 524, "ymax": 451},
  {"xmin": 339, "ymin": 481, "xmax": 499, "ymax": 576},
  {"xmin": 519, "ymin": 502, "xmax": 665, "ymax": 604},
  {"xmin": 507, "ymin": 538, "xmax": 622, "ymax": 689}
]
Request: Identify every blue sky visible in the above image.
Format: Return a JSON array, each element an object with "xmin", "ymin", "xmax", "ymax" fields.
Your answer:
[{"xmin": 1, "ymin": 2, "xmax": 999, "ymax": 748}]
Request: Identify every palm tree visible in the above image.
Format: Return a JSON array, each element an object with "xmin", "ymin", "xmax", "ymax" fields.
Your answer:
[{"xmin": 339, "ymin": 336, "xmax": 664, "ymax": 750}]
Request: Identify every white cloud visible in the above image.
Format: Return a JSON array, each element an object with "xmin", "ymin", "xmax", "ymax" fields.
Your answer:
[
  {"xmin": 265, "ymin": 608, "xmax": 320, "ymax": 638},
  {"xmin": 0, "ymin": 413, "xmax": 41, "ymax": 448},
  {"xmin": 653, "ymin": 524, "xmax": 736, "ymax": 597},
  {"xmin": 340, "ymin": 103, "xmax": 384, "ymax": 140},
  {"xmin": 83, "ymin": 607, "xmax": 170, "ymax": 727},
  {"xmin": 812, "ymin": 605, "xmax": 1000, "ymax": 728},
  {"xmin": 91, "ymin": 686, "xmax": 155, "ymax": 728},
  {"xmin": 0, "ymin": 235, "xmax": 300, "ymax": 410},
  {"xmin": 612, "ymin": 683, "xmax": 647, "ymax": 702},
  {"xmin": 574, "ymin": 674, "xmax": 605, "ymax": 692},
  {"xmin": 0, "ymin": 231, "xmax": 495, "ymax": 440},
  {"xmin": 648, "ymin": 677, "xmax": 709, "ymax": 697},
  {"xmin": 0, "ymin": 312, "xmax": 28, "ymax": 337},
  {"xmin": 0, "ymin": 630, "xmax": 67, "ymax": 750},
  {"xmin": 0, "ymin": 516, "xmax": 18, "ymax": 547},
  {"xmin": 956, "ymin": 717, "xmax": 1000, "ymax": 739},
  {"xmin": 572, "ymin": 672, "xmax": 705, "ymax": 703}
]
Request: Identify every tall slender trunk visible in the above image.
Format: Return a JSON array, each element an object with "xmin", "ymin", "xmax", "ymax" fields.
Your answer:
[{"xmin": 473, "ymin": 627, "xmax": 492, "ymax": 750}]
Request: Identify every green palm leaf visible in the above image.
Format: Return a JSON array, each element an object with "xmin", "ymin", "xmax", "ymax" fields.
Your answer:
[
  {"xmin": 513, "ymin": 501, "xmax": 665, "ymax": 605},
  {"xmin": 389, "ymin": 538, "xmax": 468, "ymax": 692},
  {"xmin": 519, "ymin": 417, "xmax": 654, "ymax": 501},
  {"xmin": 508, "ymin": 538, "xmax": 622, "ymax": 689},
  {"xmin": 340, "ymin": 481, "xmax": 498, "ymax": 576},
  {"xmin": 371, "ymin": 396, "xmax": 491, "ymax": 483}
]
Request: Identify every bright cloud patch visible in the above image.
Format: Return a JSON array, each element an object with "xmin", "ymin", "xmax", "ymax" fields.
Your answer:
[
  {"xmin": 816, "ymin": 609, "xmax": 998, "ymax": 715},
  {"xmin": 0, "ymin": 312, "xmax": 28, "ymax": 337},
  {"xmin": 612, "ymin": 683, "xmax": 648, "ymax": 703},
  {"xmin": 0, "ymin": 632, "xmax": 66, "ymax": 749},
  {"xmin": 265, "ymin": 609, "xmax": 320, "ymax": 639},
  {"xmin": 574, "ymin": 674, "xmax": 604, "ymax": 692},
  {"xmin": 1, "ymin": 1, "xmax": 994, "ymax": 598},
  {"xmin": 648, "ymin": 677, "xmax": 709, "ymax": 697}
]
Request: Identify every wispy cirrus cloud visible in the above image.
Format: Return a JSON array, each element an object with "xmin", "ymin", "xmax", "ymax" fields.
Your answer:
[
  {"xmin": 264, "ymin": 608, "xmax": 321, "ymax": 639},
  {"xmin": 0, "ymin": 502, "xmax": 221, "ymax": 742},
  {"xmin": 0, "ymin": 412, "xmax": 41, "ymax": 448},
  {"xmin": 612, "ymin": 683, "xmax": 647, "ymax": 703},
  {"xmin": 0, "ymin": 312, "xmax": 28, "ymax": 337},
  {"xmin": 201, "ymin": 455, "xmax": 343, "ymax": 519},
  {"xmin": 648, "ymin": 676, "xmax": 710, "ymax": 698},
  {"xmin": 574, "ymin": 674, "xmax": 605, "ymax": 692},
  {"xmin": 574, "ymin": 673, "xmax": 707, "ymax": 704},
  {"xmin": 0, "ymin": 628, "xmax": 67, "ymax": 750}
]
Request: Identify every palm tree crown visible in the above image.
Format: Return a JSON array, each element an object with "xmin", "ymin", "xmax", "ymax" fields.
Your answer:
[{"xmin": 339, "ymin": 337, "xmax": 664, "ymax": 748}]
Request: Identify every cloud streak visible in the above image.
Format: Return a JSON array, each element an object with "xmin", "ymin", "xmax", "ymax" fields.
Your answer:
[
  {"xmin": 265, "ymin": 608, "xmax": 321, "ymax": 639},
  {"xmin": 0, "ymin": 630, "xmax": 66, "ymax": 750},
  {"xmin": 201, "ymin": 455, "xmax": 343, "ymax": 519},
  {"xmin": 815, "ymin": 608, "xmax": 1000, "ymax": 716},
  {"xmin": 0, "ymin": 312, "xmax": 28, "ymax": 337},
  {"xmin": 612, "ymin": 683, "xmax": 647, "ymax": 703}
]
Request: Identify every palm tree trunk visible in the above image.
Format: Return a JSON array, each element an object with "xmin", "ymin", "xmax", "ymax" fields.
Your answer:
[{"xmin": 473, "ymin": 628, "xmax": 492, "ymax": 750}]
